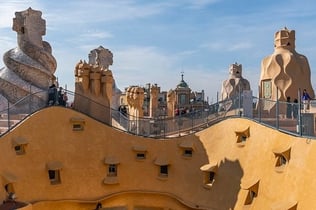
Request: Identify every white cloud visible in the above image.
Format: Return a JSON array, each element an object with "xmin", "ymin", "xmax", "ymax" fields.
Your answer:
[
  {"xmin": 227, "ymin": 42, "xmax": 253, "ymax": 52},
  {"xmin": 79, "ymin": 31, "xmax": 113, "ymax": 39},
  {"xmin": 201, "ymin": 41, "xmax": 253, "ymax": 52},
  {"xmin": 177, "ymin": 50, "xmax": 199, "ymax": 56},
  {"xmin": 0, "ymin": 35, "xmax": 15, "ymax": 50},
  {"xmin": 113, "ymin": 46, "xmax": 177, "ymax": 89},
  {"xmin": 0, "ymin": 34, "xmax": 17, "ymax": 67},
  {"xmin": 185, "ymin": 0, "xmax": 220, "ymax": 9},
  {"xmin": 45, "ymin": 1, "xmax": 169, "ymax": 27},
  {"xmin": 114, "ymin": 46, "xmax": 173, "ymax": 69}
]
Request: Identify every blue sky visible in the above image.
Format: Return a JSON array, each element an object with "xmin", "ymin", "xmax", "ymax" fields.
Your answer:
[{"xmin": 1, "ymin": 0, "xmax": 316, "ymax": 102}]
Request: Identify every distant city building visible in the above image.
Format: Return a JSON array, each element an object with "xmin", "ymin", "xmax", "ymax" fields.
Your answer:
[
  {"xmin": 173, "ymin": 73, "xmax": 207, "ymax": 116},
  {"xmin": 120, "ymin": 73, "xmax": 208, "ymax": 118}
]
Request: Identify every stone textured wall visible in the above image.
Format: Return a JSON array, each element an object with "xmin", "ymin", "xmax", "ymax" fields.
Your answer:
[
  {"xmin": 1, "ymin": 107, "xmax": 316, "ymax": 209},
  {"xmin": 167, "ymin": 89, "xmax": 176, "ymax": 117},
  {"xmin": 221, "ymin": 62, "xmax": 251, "ymax": 101},
  {"xmin": 74, "ymin": 47, "xmax": 115, "ymax": 125},
  {"xmin": 149, "ymin": 84, "xmax": 160, "ymax": 118},
  {"xmin": 0, "ymin": 8, "xmax": 57, "ymax": 111},
  {"xmin": 259, "ymin": 27, "xmax": 314, "ymax": 113}
]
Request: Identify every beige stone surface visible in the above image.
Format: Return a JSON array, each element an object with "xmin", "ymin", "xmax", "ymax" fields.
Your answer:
[
  {"xmin": 1, "ymin": 107, "xmax": 316, "ymax": 209},
  {"xmin": 0, "ymin": 7, "xmax": 57, "ymax": 109},
  {"xmin": 221, "ymin": 62, "xmax": 251, "ymax": 101},
  {"xmin": 259, "ymin": 27, "xmax": 314, "ymax": 112},
  {"xmin": 74, "ymin": 47, "xmax": 114, "ymax": 124},
  {"xmin": 126, "ymin": 86, "xmax": 144, "ymax": 118},
  {"xmin": 149, "ymin": 84, "xmax": 160, "ymax": 118},
  {"xmin": 167, "ymin": 89, "xmax": 176, "ymax": 117}
]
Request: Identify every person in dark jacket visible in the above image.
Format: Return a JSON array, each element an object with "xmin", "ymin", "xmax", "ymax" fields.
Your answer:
[{"xmin": 47, "ymin": 84, "xmax": 57, "ymax": 106}]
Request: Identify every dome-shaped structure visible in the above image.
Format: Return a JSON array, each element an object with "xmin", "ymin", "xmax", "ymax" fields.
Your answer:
[{"xmin": 177, "ymin": 73, "xmax": 189, "ymax": 89}]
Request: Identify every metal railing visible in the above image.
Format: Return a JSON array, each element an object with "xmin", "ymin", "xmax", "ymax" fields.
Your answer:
[
  {"xmin": 0, "ymin": 90, "xmax": 315, "ymax": 139},
  {"xmin": 252, "ymin": 96, "xmax": 315, "ymax": 138}
]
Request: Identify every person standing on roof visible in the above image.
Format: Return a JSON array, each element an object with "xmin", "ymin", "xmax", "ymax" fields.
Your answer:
[{"xmin": 302, "ymin": 89, "xmax": 312, "ymax": 112}]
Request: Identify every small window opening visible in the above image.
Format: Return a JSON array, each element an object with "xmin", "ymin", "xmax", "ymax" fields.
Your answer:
[
  {"xmin": 21, "ymin": 27, "xmax": 24, "ymax": 34},
  {"xmin": 200, "ymin": 162, "xmax": 218, "ymax": 189},
  {"xmin": 73, "ymin": 124, "xmax": 83, "ymax": 131},
  {"xmin": 14, "ymin": 145, "xmax": 26, "ymax": 155},
  {"xmin": 241, "ymin": 135, "xmax": 247, "ymax": 142},
  {"xmin": 183, "ymin": 149, "xmax": 193, "ymax": 157},
  {"xmin": 203, "ymin": 171, "xmax": 216, "ymax": 187},
  {"xmin": 179, "ymin": 141, "xmax": 194, "ymax": 157},
  {"xmin": 287, "ymin": 42, "xmax": 291, "ymax": 46},
  {"xmin": 273, "ymin": 147, "xmax": 291, "ymax": 172},
  {"xmin": 95, "ymin": 203, "xmax": 103, "ymax": 210},
  {"xmin": 14, "ymin": 145, "xmax": 21, "ymax": 151},
  {"xmin": 235, "ymin": 127, "xmax": 250, "ymax": 146},
  {"xmin": 70, "ymin": 117, "xmax": 85, "ymax": 131},
  {"xmin": 242, "ymin": 180, "xmax": 259, "ymax": 206},
  {"xmin": 245, "ymin": 190, "xmax": 257, "ymax": 205},
  {"xmin": 108, "ymin": 164, "xmax": 117, "ymax": 177},
  {"xmin": 4, "ymin": 183, "xmax": 14, "ymax": 194},
  {"xmin": 136, "ymin": 153, "xmax": 146, "ymax": 159},
  {"xmin": 209, "ymin": 171, "xmax": 215, "ymax": 183},
  {"xmin": 48, "ymin": 170, "xmax": 61, "ymax": 185},
  {"xmin": 276, "ymin": 155, "xmax": 287, "ymax": 167},
  {"xmin": 160, "ymin": 165, "xmax": 168, "ymax": 177}
]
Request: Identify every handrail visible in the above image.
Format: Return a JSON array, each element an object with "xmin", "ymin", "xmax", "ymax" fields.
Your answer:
[{"xmin": 0, "ymin": 90, "xmax": 314, "ymax": 139}]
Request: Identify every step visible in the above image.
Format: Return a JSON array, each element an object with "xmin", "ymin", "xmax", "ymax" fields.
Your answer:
[
  {"xmin": 0, "ymin": 114, "xmax": 28, "ymax": 120},
  {"xmin": 0, "ymin": 127, "xmax": 9, "ymax": 134}
]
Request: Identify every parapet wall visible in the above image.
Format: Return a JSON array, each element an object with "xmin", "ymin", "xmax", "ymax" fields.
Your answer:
[{"xmin": 0, "ymin": 107, "xmax": 315, "ymax": 209}]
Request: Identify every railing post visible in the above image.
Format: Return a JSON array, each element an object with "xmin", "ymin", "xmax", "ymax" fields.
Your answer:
[
  {"xmin": 178, "ymin": 115, "xmax": 181, "ymax": 137},
  {"xmin": 216, "ymin": 91, "xmax": 219, "ymax": 113},
  {"xmin": 178, "ymin": 117, "xmax": 180, "ymax": 137},
  {"xmin": 191, "ymin": 111, "xmax": 193, "ymax": 131},
  {"xmin": 163, "ymin": 116, "xmax": 166, "ymax": 139},
  {"xmin": 7, "ymin": 98, "xmax": 10, "ymax": 130},
  {"xmin": 206, "ymin": 107, "xmax": 209, "ymax": 126},
  {"xmin": 239, "ymin": 84, "xmax": 241, "ymax": 116},
  {"xmin": 136, "ymin": 110, "xmax": 139, "ymax": 135},
  {"xmin": 276, "ymin": 87, "xmax": 279, "ymax": 129},
  {"xmin": 258, "ymin": 98, "xmax": 261, "ymax": 122},
  {"xmin": 29, "ymin": 84, "xmax": 32, "ymax": 114},
  {"xmin": 298, "ymin": 88, "xmax": 302, "ymax": 136},
  {"xmin": 178, "ymin": 106, "xmax": 181, "ymax": 137}
]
